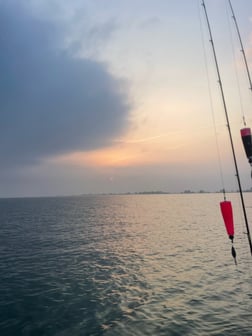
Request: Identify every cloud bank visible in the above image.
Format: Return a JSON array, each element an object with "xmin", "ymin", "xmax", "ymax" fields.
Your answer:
[{"xmin": 0, "ymin": 1, "xmax": 131, "ymax": 169}]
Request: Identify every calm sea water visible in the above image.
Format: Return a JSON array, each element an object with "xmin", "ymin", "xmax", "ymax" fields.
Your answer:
[{"xmin": 0, "ymin": 193, "xmax": 251, "ymax": 336}]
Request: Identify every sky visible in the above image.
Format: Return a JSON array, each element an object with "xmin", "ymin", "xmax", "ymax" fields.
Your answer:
[{"xmin": 1, "ymin": 0, "xmax": 252, "ymax": 197}]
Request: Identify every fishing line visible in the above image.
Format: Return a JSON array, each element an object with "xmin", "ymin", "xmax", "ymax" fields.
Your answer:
[
  {"xmin": 198, "ymin": 0, "xmax": 227, "ymax": 200},
  {"xmin": 225, "ymin": 0, "xmax": 247, "ymax": 127}
]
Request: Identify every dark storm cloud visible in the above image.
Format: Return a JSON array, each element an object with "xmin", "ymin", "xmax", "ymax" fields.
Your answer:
[{"xmin": 0, "ymin": 1, "xmax": 131, "ymax": 168}]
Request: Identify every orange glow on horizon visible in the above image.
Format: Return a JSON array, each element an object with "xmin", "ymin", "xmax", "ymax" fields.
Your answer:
[
  {"xmin": 52, "ymin": 145, "xmax": 159, "ymax": 168},
  {"xmin": 49, "ymin": 126, "xmax": 219, "ymax": 169}
]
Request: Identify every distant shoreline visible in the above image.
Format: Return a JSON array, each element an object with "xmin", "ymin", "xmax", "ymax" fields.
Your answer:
[{"xmin": 2, "ymin": 189, "xmax": 252, "ymax": 199}]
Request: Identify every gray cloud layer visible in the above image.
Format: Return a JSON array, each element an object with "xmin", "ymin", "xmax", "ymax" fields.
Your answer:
[{"xmin": 0, "ymin": 1, "xmax": 131, "ymax": 169}]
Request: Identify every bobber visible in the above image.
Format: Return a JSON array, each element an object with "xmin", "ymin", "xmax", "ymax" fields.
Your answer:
[
  {"xmin": 220, "ymin": 200, "xmax": 237, "ymax": 264},
  {"xmin": 220, "ymin": 200, "xmax": 234, "ymax": 242},
  {"xmin": 240, "ymin": 127, "xmax": 252, "ymax": 166}
]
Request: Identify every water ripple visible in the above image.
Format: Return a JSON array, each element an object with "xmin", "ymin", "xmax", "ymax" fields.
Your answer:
[{"xmin": 0, "ymin": 194, "xmax": 252, "ymax": 335}]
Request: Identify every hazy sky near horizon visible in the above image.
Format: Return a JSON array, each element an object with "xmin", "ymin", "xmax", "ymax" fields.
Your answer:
[{"xmin": 1, "ymin": 0, "xmax": 252, "ymax": 197}]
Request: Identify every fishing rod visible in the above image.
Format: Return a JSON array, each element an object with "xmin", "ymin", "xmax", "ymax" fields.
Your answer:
[
  {"xmin": 228, "ymin": 0, "xmax": 252, "ymax": 93},
  {"xmin": 227, "ymin": 0, "xmax": 252, "ymax": 176},
  {"xmin": 201, "ymin": 0, "xmax": 252, "ymax": 257}
]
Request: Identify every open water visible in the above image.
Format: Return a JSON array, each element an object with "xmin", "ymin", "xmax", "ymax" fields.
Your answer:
[{"xmin": 0, "ymin": 193, "xmax": 251, "ymax": 336}]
